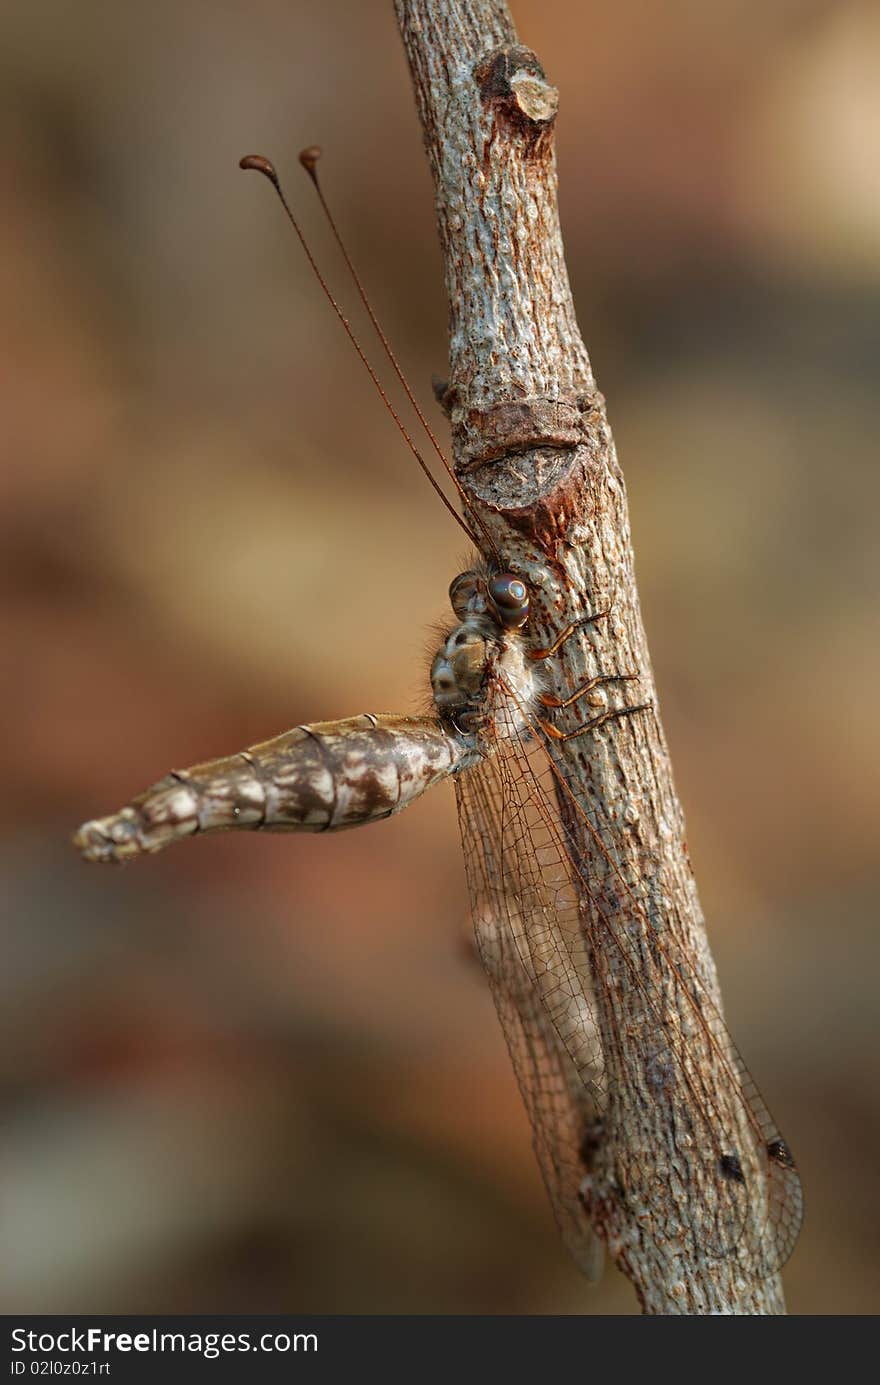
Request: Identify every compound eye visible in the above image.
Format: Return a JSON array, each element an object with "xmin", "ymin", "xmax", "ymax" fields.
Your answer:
[
  {"xmin": 449, "ymin": 570, "xmax": 483, "ymax": 619},
  {"xmin": 487, "ymin": 573, "xmax": 529, "ymax": 629}
]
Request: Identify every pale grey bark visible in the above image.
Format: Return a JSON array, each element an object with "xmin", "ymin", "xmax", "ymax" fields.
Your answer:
[{"xmin": 395, "ymin": 0, "xmax": 788, "ymax": 1314}]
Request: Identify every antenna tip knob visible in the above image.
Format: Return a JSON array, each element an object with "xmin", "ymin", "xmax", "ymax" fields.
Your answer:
[
  {"xmin": 298, "ymin": 145, "xmax": 322, "ymax": 182},
  {"xmin": 239, "ymin": 154, "xmax": 279, "ymax": 184}
]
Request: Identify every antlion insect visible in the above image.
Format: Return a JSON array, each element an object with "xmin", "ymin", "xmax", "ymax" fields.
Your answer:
[{"xmin": 73, "ymin": 147, "xmax": 803, "ymax": 1291}]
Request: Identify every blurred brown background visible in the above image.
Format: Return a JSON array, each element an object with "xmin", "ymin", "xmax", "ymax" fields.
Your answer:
[{"xmin": 2, "ymin": 0, "xmax": 877, "ymax": 1315}]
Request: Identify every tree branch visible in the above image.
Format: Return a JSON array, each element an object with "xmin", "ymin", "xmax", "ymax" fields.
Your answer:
[{"xmin": 395, "ymin": 0, "xmax": 788, "ymax": 1315}]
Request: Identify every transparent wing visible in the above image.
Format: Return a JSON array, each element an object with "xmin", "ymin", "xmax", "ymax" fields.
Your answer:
[
  {"xmin": 455, "ymin": 687, "xmax": 802, "ymax": 1282},
  {"xmin": 482, "ymin": 938, "xmax": 605, "ymax": 1282},
  {"xmin": 459, "ymin": 760, "xmax": 603, "ymax": 1278},
  {"xmin": 454, "ymin": 731, "xmax": 606, "ymax": 1279}
]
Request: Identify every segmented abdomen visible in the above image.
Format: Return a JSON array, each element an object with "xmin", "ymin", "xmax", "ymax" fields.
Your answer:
[{"xmin": 74, "ymin": 714, "xmax": 465, "ymax": 863}]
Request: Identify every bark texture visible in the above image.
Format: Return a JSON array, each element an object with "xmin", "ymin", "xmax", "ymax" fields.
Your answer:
[{"xmin": 395, "ymin": 0, "xmax": 787, "ymax": 1315}]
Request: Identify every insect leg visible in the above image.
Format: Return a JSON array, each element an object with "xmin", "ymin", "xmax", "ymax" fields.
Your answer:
[
  {"xmin": 538, "ymin": 671, "xmax": 639, "ymax": 711},
  {"xmin": 528, "ymin": 610, "xmax": 610, "ymax": 661},
  {"xmin": 540, "ymin": 702, "xmax": 652, "ymax": 742}
]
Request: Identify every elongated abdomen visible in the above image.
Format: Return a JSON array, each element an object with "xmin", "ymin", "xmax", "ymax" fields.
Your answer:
[{"xmin": 74, "ymin": 715, "xmax": 465, "ymax": 863}]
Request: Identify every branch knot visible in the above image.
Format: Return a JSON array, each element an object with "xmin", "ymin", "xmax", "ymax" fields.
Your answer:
[
  {"xmin": 453, "ymin": 391, "xmax": 606, "ymax": 469},
  {"xmin": 475, "ymin": 44, "xmax": 559, "ymax": 127}
]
